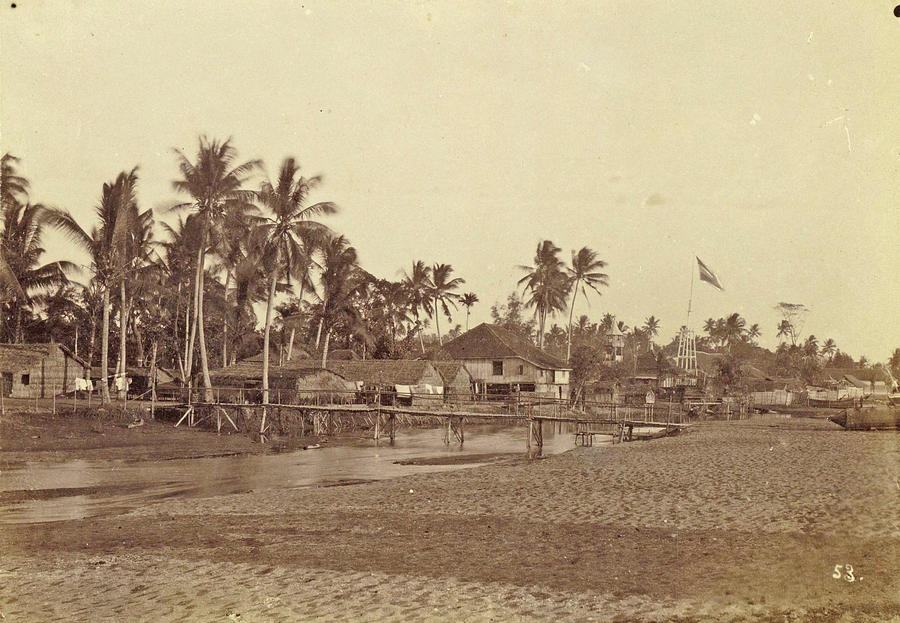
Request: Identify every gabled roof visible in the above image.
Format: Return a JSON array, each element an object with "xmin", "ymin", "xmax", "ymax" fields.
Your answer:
[
  {"xmin": 431, "ymin": 361, "xmax": 473, "ymax": 384},
  {"xmin": 434, "ymin": 323, "xmax": 570, "ymax": 370},
  {"xmin": 822, "ymin": 367, "xmax": 894, "ymax": 384}
]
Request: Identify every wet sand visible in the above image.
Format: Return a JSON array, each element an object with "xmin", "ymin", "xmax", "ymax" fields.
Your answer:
[{"xmin": 1, "ymin": 414, "xmax": 898, "ymax": 621}]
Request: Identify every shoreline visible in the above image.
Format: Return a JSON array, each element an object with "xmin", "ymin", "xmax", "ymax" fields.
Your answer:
[{"xmin": 1, "ymin": 413, "xmax": 898, "ymax": 621}]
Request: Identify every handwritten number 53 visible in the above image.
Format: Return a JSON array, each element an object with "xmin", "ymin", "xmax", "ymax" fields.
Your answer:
[{"xmin": 832, "ymin": 564, "xmax": 855, "ymax": 582}]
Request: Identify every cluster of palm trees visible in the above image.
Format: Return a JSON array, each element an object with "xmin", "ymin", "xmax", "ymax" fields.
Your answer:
[
  {"xmin": 400, "ymin": 260, "xmax": 475, "ymax": 351},
  {"xmin": 0, "ymin": 142, "xmax": 487, "ymax": 404},
  {"xmin": 701, "ymin": 314, "xmax": 761, "ymax": 351},
  {"xmin": 517, "ymin": 241, "xmax": 609, "ymax": 362}
]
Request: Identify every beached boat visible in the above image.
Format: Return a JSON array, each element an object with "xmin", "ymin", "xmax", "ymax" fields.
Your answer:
[{"xmin": 829, "ymin": 404, "xmax": 900, "ymax": 430}]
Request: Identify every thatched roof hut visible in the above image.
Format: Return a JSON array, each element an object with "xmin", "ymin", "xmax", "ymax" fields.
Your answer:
[
  {"xmin": 0, "ymin": 342, "xmax": 88, "ymax": 398},
  {"xmin": 207, "ymin": 361, "xmax": 355, "ymax": 403},
  {"xmin": 283, "ymin": 359, "xmax": 444, "ymax": 405}
]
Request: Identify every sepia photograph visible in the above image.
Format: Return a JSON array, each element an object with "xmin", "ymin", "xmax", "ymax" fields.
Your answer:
[{"xmin": 1, "ymin": 1, "xmax": 898, "ymax": 621}]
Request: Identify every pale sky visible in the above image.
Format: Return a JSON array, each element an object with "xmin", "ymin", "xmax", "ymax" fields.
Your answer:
[{"xmin": 1, "ymin": 1, "xmax": 898, "ymax": 361}]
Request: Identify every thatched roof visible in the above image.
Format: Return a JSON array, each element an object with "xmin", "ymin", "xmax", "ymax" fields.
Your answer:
[
  {"xmin": 208, "ymin": 360, "xmax": 332, "ymax": 384},
  {"xmin": 432, "ymin": 323, "xmax": 570, "ymax": 370},
  {"xmin": 326, "ymin": 349, "xmax": 358, "ymax": 360},
  {"xmin": 284, "ymin": 359, "xmax": 439, "ymax": 385},
  {"xmin": 431, "ymin": 361, "xmax": 472, "ymax": 385},
  {"xmin": 244, "ymin": 348, "xmax": 312, "ymax": 363},
  {"xmin": 0, "ymin": 342, "xmax": 88, "ymax": 369}
]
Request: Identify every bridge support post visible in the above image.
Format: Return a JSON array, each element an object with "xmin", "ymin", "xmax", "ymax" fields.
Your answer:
[{"xmin": 529, "ymin": 418, "xmax": 543, "ymax": 448}]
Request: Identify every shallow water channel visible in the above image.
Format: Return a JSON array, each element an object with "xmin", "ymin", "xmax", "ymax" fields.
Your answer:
[{"xmin": 0, "ymin": 424, "xmax": 609, "ymax": 524}]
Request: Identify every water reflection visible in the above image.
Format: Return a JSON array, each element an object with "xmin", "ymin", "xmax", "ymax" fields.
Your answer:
[{"xmin": 0, "ymin": 424, "xmax": 610, "ymax": 524}]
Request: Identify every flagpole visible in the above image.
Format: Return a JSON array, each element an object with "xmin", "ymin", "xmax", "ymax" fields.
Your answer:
[{"xmin": 686, "ymin": 254, "xmax": 695, "ymax": 329}]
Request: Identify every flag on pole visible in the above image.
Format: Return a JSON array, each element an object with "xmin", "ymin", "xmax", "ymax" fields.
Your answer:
[{"xmin": 696, "ymin": 257, "xmax": 724, "ymax": 291}]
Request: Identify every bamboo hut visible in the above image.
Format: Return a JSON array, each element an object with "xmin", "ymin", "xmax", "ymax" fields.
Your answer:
[{"xmin": 0, "ymin": 343, "xmax": 89, "ymax": 398}]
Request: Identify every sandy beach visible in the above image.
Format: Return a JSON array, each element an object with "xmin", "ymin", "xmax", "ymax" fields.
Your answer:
[{"xmin": 1, "ymin": 414, "xmax": 898, "ymax": 622}]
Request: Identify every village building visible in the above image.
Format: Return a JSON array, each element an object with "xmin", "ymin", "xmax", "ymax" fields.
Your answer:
[
  {"xmin": 0, "ymin": 343, "xmax": 89, "ymax": 398},
  {"xmin": 208, "ymin": 360, "xmax": 355, "ymax": 403},
  {"xmin": 302, "ymin": 359, "xmax": 446, "ymax": 406},
  {"xmin": 431, "ymin": 323, "xmax": 570, "ymax": 399},
  {"xmin": 603, "ymin": 323, "xmax": 626, "ymax": 363},
  {"xmin": 430, "ymin": 361, "xmax": 474, "ymax": 402},
  {"xmin": 822, "ymin": 367, "xmax": 897, "ymax": 398}
]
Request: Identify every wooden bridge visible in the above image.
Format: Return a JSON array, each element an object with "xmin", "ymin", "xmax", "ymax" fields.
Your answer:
[{"xmin": 170, "ymin": 389, "xmax": 690, "ymax": 451}]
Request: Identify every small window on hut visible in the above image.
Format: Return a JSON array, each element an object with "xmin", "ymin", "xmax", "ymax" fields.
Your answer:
[
  {"xmin": 492, "ymin": 360, "xmax": 503, "ymax": 376},
  {"xmin": 518, "ymin": 365, "xmax": 524, "ymax": 375},
  {"xmin": 21, "ymin": 374, "xmax": 30, "ymax": 386}
]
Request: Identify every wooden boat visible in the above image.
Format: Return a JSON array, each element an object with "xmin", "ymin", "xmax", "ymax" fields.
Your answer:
[{"xmin": 830, "ymin": 404, "xmax": 900, "ymax": 430}]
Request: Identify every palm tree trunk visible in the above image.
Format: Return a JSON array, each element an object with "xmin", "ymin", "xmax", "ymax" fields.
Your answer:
[
  {"xmin": 416, "ymin": 313, "xmax": 425, "ymax": 354},
  {"xmin": 286, "ymin": 328, "xmax": 296, "ymax": 361},
  {"xmin": 100, "ymin": 286, "xmax": 111, "ymax": 404},
  {"xmin": 186, "ymin": 242, "xmax": 202, "ymax": 384},
  {"xmin": 149, "ymin": 340, "xmax": 158, "ymax": 419},
  {"xmin": 286, "ymin": 280, "xmax": 304, "ymax": 361},
  {"xmin": 117, "ymin": 279, "xmax": 127, "ymax": 400},
  {"xmin": 538, "ymin": 310, "xmax": 546, "ymax": 349},
  {"xmin": 87, "ymin": 311, "xmax": 97, "ymax": 369},
  {"xmin": 196, "ymin": 242, "xmax": 213, "ymax": 401},
  {"xmin": 321, "ymin": 329, "xmax": 331, "ymax": 367},
  {"xmin": 133, "ymin": 313, "xmax": 144, "ymax": 366},
  {"xmin": 222, "ymin": 271, "xmax": 230, "ymax": 367},
  {"xmin": 565, "ymin": 278, "xmax": 580, "ymax": 364},
  {"xmin": 262, "ymin": 272, "xmax": 277, "ymax": 404},
  {"xmin": 434, "ymin": 298, "xmax": 442, "ymax": 346},
  {"xmin": 315, "ymin": 316, "xmax": 324, "ymax": 349},
  {"xmin": 465, "ymin": 308, "xmax": 470, "ymax": 332}
]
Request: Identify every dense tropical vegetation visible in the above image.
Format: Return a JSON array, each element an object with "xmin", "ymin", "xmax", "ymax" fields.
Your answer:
[{"xmin": 0, "ymin": 142, "xmax": 895, "ymax": 405}]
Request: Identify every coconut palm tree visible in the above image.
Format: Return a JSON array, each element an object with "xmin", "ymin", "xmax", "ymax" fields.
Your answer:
[
  {"xmin": 1, "ymin": 201, "xmax": 73, "ymax": 341},
  {"xmin": 171, "ymin": 137, "xmax": 260, "ymax": 399},
  {"xmin": 429, "ymin": 263, "xmax": 464, "ymax": 346},
  {"xmin": 373, "ymin": 279, "xmax": 412, "ymax": 356},
  {"xmin": 254, "ymin": 157, "xmax": 336, "ymax": 404},
  {"xmin": 821, "ymin": 338, "xmax": 836, "ymax": 361},
  {"xmin": 643, "ymin": 315, "xmax": 660, "ymax": 351},
  {"xmin": 460, "ymin": 292, "xmax": 478, "ymax": 332},
  {"xmin": 157, "ymin": 215, "xmax": 203, "ymax": 382},
  {"xmin": 114, "ymin": 206, "xmax": 154, "ymax": 398},
  {"xmin": 318, "ymin": 235, "xmax": 365, "ymax": 366},
  {"xmin": 723, "ymin": 313, "xmax": 746, "ymax": 350},
  {"xmin": 563, "ymin": 247, "xmax": 608, "ymax": 363},
  {"xmin": 402, "ymin": 260, "xmax": 433, "ymax": 353},
  {"xmin": 803, "ymin": 334, "xmax": 819, "ymax": 358},
  {"xmin": 518, "ymin": 240, "xmax": 569, "ymax": 349},
  {"xmin": 42, "ymin": 170, "xmax": 139, "ymax": 403},
  {"xmin": 599, "ymin": 313, "xmax": 615, "ymax": 333},
  {"xmin": 1, "ymin": 154, "xmax": 29, "ymax": 207},
  {"xmin": 1, "ymin": 156, "xmax": 74, "ymax": 339},
  {"xmin": 746, "ymin": 323, "xmax": 761, "ymax": 344},
  {"xmin": 776, "ymin": 319, "xmax": 794, "ymax": 345}
]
